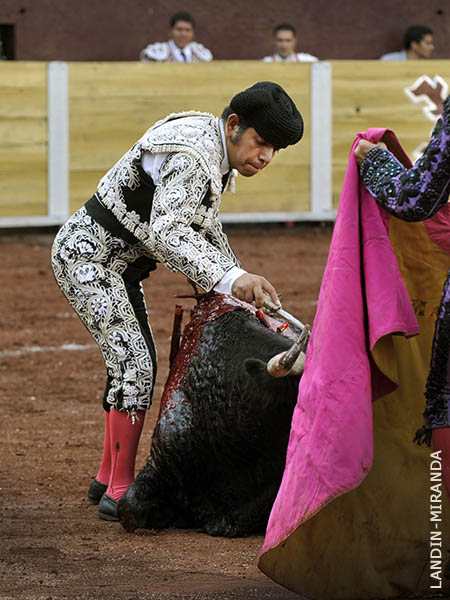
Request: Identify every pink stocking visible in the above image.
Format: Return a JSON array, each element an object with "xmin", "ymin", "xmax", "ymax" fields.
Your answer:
[
  {"xmin": 95, "ymin": 410, "xmax": 111, "ymax": 485},
  {"xmin": 106, "ymin": 408, "xmax": 146, "ymax": 501}
]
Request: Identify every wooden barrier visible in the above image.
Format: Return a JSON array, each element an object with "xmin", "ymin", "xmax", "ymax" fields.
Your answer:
[
  {"xmin": 0, "ymin": 62, "xmax": 48, "ymax": 217},
  {"xmin": 1, "ymin": 60, "xmax": 450, "ymax": 224},
  {"xmin": 331, "ymin": 60, "xmax": 450, "ymax": 207},
  {"xmin": 68, "ymin": 61, "xmax": 311, "ymax": 215}
]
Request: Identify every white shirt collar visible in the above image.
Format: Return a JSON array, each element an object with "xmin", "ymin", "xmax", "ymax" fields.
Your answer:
[
  {"xmin": 168, "ymin": 39, "xmax": 192, "ymax": 62},
  {"xmin": 218, "ymin": 119, "xmax": 230, "ymax": 175},
  {"xmin": 275, "ymin": 52, "xmax": 296, "ymax": 62}
]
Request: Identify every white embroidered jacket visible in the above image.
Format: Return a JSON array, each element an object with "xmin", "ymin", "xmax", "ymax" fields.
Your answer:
[
  {"xmin": 140, "ymin": 41, "xmax": 213, "ymax": 63},
  {"xmin": 262, "ymin": 52, "xmax": 318, "ymax": 63},
  {"xmin": 96, "ymin": 112, "xmax": 240, "ymax": 292}
]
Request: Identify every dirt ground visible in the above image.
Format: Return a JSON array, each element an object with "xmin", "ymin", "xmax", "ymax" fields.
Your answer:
[{"xmin": 0, "ymin": 224, "xmax": 330, "ymax": 600}]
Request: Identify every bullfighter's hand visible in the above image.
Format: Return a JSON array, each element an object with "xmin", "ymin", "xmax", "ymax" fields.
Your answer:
[
  {"xmin": 232, "ymin": 273, "xmax": 280, "ymax": 308},
  {"xmin": 354, "ymin": 140, "xmax": 387, "ymax": 165}
]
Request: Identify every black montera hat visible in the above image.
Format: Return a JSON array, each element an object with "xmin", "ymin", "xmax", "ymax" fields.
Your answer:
[{"xmin": 229, "ymin": 81, "xmax": 303, "ymax": 149}]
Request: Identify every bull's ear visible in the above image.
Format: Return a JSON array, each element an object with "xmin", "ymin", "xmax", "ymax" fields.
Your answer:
[
  {"xmin": 244, "ymin": 358, "xmax": 300, "ymax": 386},
  {"xmin": 244, "ymin": 358, "xmax": 267, "ymax": 381},
  {"xmin": 244, "ymin": 358, "xmax": 299, "ymax": 405}
]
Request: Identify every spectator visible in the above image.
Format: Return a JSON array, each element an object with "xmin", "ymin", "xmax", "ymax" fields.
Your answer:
[
  {"xmin": 379, "ymin": 25, "xmax": 434, "ymax": 61},
  {"xmin": 140, "ymin": 11, "xmax": 212, "ymax": 63},
  {"xmin": 263, "ymin": 23, "xmax": 318, "ymax": 63}
]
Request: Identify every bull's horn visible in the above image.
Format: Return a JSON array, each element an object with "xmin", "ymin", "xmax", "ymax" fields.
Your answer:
[{"xmin": 267, "ymin": 325, "xmax": 310, "ymax": 378}]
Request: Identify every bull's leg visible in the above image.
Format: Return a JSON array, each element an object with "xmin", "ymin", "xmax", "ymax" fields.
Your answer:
[
  {"xmin": 118, "ymin": 463, "xmax": 180, "ymax": 533},
  {"xmin": 202, "ymin": 484, "xmax": 280, "ymax": 538},
  {"xmin": 118, "ymin": 473, "xmax": 154, "ymax": 533}
]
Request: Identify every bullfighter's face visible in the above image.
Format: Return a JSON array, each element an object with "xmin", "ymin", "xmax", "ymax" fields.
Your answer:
[{"xmin": 225, "ymin": 114, "xmax": 276, "ymax": 177}]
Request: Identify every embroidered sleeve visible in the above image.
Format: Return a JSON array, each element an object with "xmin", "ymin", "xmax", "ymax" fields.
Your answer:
[
  {"xmin": 140, "ymin": 42, "xmax": 169, "ymax": 62},
  {"xmin": 205, "ymin": 216, "xmax": 241, "ymax": 268},
  {"xmin": 360, "ymin": 96, "xmax": 450, "ymax": 222},
  {"xmin": 149, "ymin": 152, "xmax": 237, "ymax": 291},
  {"xmin": 424, "ymin": 272, "xmax": 450, "ymax": 429},
  {"xmin": 191, "ymin": 42, "xmax": 213, "ymax": 62},
  {"xmin": 296, "ymin": 52, "xmax": 318, "ymax": 62}
]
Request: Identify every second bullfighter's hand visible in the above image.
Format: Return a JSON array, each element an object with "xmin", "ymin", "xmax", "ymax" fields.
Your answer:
[
  {"xmin": 231, "ymin": 273, "xmax": 280, "ymax": 308},
  {"xmin": 354, "ymin": 140, "xmax": 387, "ymax": 165}
]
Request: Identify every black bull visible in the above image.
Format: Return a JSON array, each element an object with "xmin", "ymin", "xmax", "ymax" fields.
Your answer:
[{"xmin": 118, "ymin": 292, "xmax": 304, "ymax": 537}]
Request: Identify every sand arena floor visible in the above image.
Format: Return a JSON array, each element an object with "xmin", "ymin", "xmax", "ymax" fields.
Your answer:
[{"xmin": 3, "ymin": 223, "xmax": 422, "ymax": 600}]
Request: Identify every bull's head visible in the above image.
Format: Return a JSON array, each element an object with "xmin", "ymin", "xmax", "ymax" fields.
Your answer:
[{"xmin": 266, "ymin": 325, "xmax": 310, "ymax": 378}]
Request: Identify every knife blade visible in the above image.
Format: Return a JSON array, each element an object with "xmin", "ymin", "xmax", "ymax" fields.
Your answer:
[{"xmin": 261, "ymin": 294, "xmax": 306, "ymax": 331}]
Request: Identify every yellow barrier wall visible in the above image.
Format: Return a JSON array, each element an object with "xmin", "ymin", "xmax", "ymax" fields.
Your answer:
[
  {"xmin": 2, "ymin": 60, "xmax": 450, "ymax": 219},
  {"xmin": 331, "ymin": 60, "xmax": 450, "ymax": 208},
  {"xmin": 68, "ymin": 62, "xmax": 311, "ymax": 214},
  {"xmin": 0, "ymin": 62, "xmax": 48, "ymax": 217}
]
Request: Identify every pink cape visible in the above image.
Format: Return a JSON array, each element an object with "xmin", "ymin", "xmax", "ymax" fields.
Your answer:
[{"xmin": 259, "ymin": 128, "xmax": 420, "ymax": 556}]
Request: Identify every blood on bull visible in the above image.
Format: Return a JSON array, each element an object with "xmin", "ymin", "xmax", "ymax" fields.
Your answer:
[{"xmin": 118, "ymin": 292, "xmax": 309, "ymax": 537}]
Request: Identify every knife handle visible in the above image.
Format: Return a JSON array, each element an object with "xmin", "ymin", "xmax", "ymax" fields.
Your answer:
[{"xmin": 262, "ymin": 292, "xmax": 282, "ymax": 316}]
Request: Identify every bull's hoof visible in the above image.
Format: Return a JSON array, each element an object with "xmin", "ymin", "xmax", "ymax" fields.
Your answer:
[
  {"xmin": 118, "ymin": 502, "xmax": 139, "ymax": 533},
  {"xmin": 117, "ymin": 490, "xmax": 148, "ymax": 533},
  {"xmin": 98, "ymin": 494, "xmax": 119, "ymax": 521},
  {"xmin": 204, "ymin": 516, "xmax": 239, "ymax": 538}
]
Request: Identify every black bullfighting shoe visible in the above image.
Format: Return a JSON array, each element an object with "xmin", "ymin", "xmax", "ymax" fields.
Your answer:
[
  {"xmin": 87, "ymin": 478, "xmax": 107, "ymax": 504},
  {"xmin": 98, "ymin": 493, "xmax": 119, "ymax": 521}
]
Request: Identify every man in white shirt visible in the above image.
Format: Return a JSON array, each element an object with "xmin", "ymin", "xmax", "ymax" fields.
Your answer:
[
  {"xmin": 263, "ymin": 23, "xmax": 318, "ymax": 63},
  {"xmin": 51, "ymin": 81, "xmax": 304, "ymax": 522},
  {"xmin": 140, "ymin": 11, "xmax": 212, "ymax": 63},
  {"xmin": 379, "ymin": 24, "xmax": 434, "ymax": 61}
]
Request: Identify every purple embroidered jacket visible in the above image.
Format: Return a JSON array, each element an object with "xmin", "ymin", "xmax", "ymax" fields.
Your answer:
[{"xmin": 361, "ymin": 96, "xmax": 450, "ymax": 435}]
